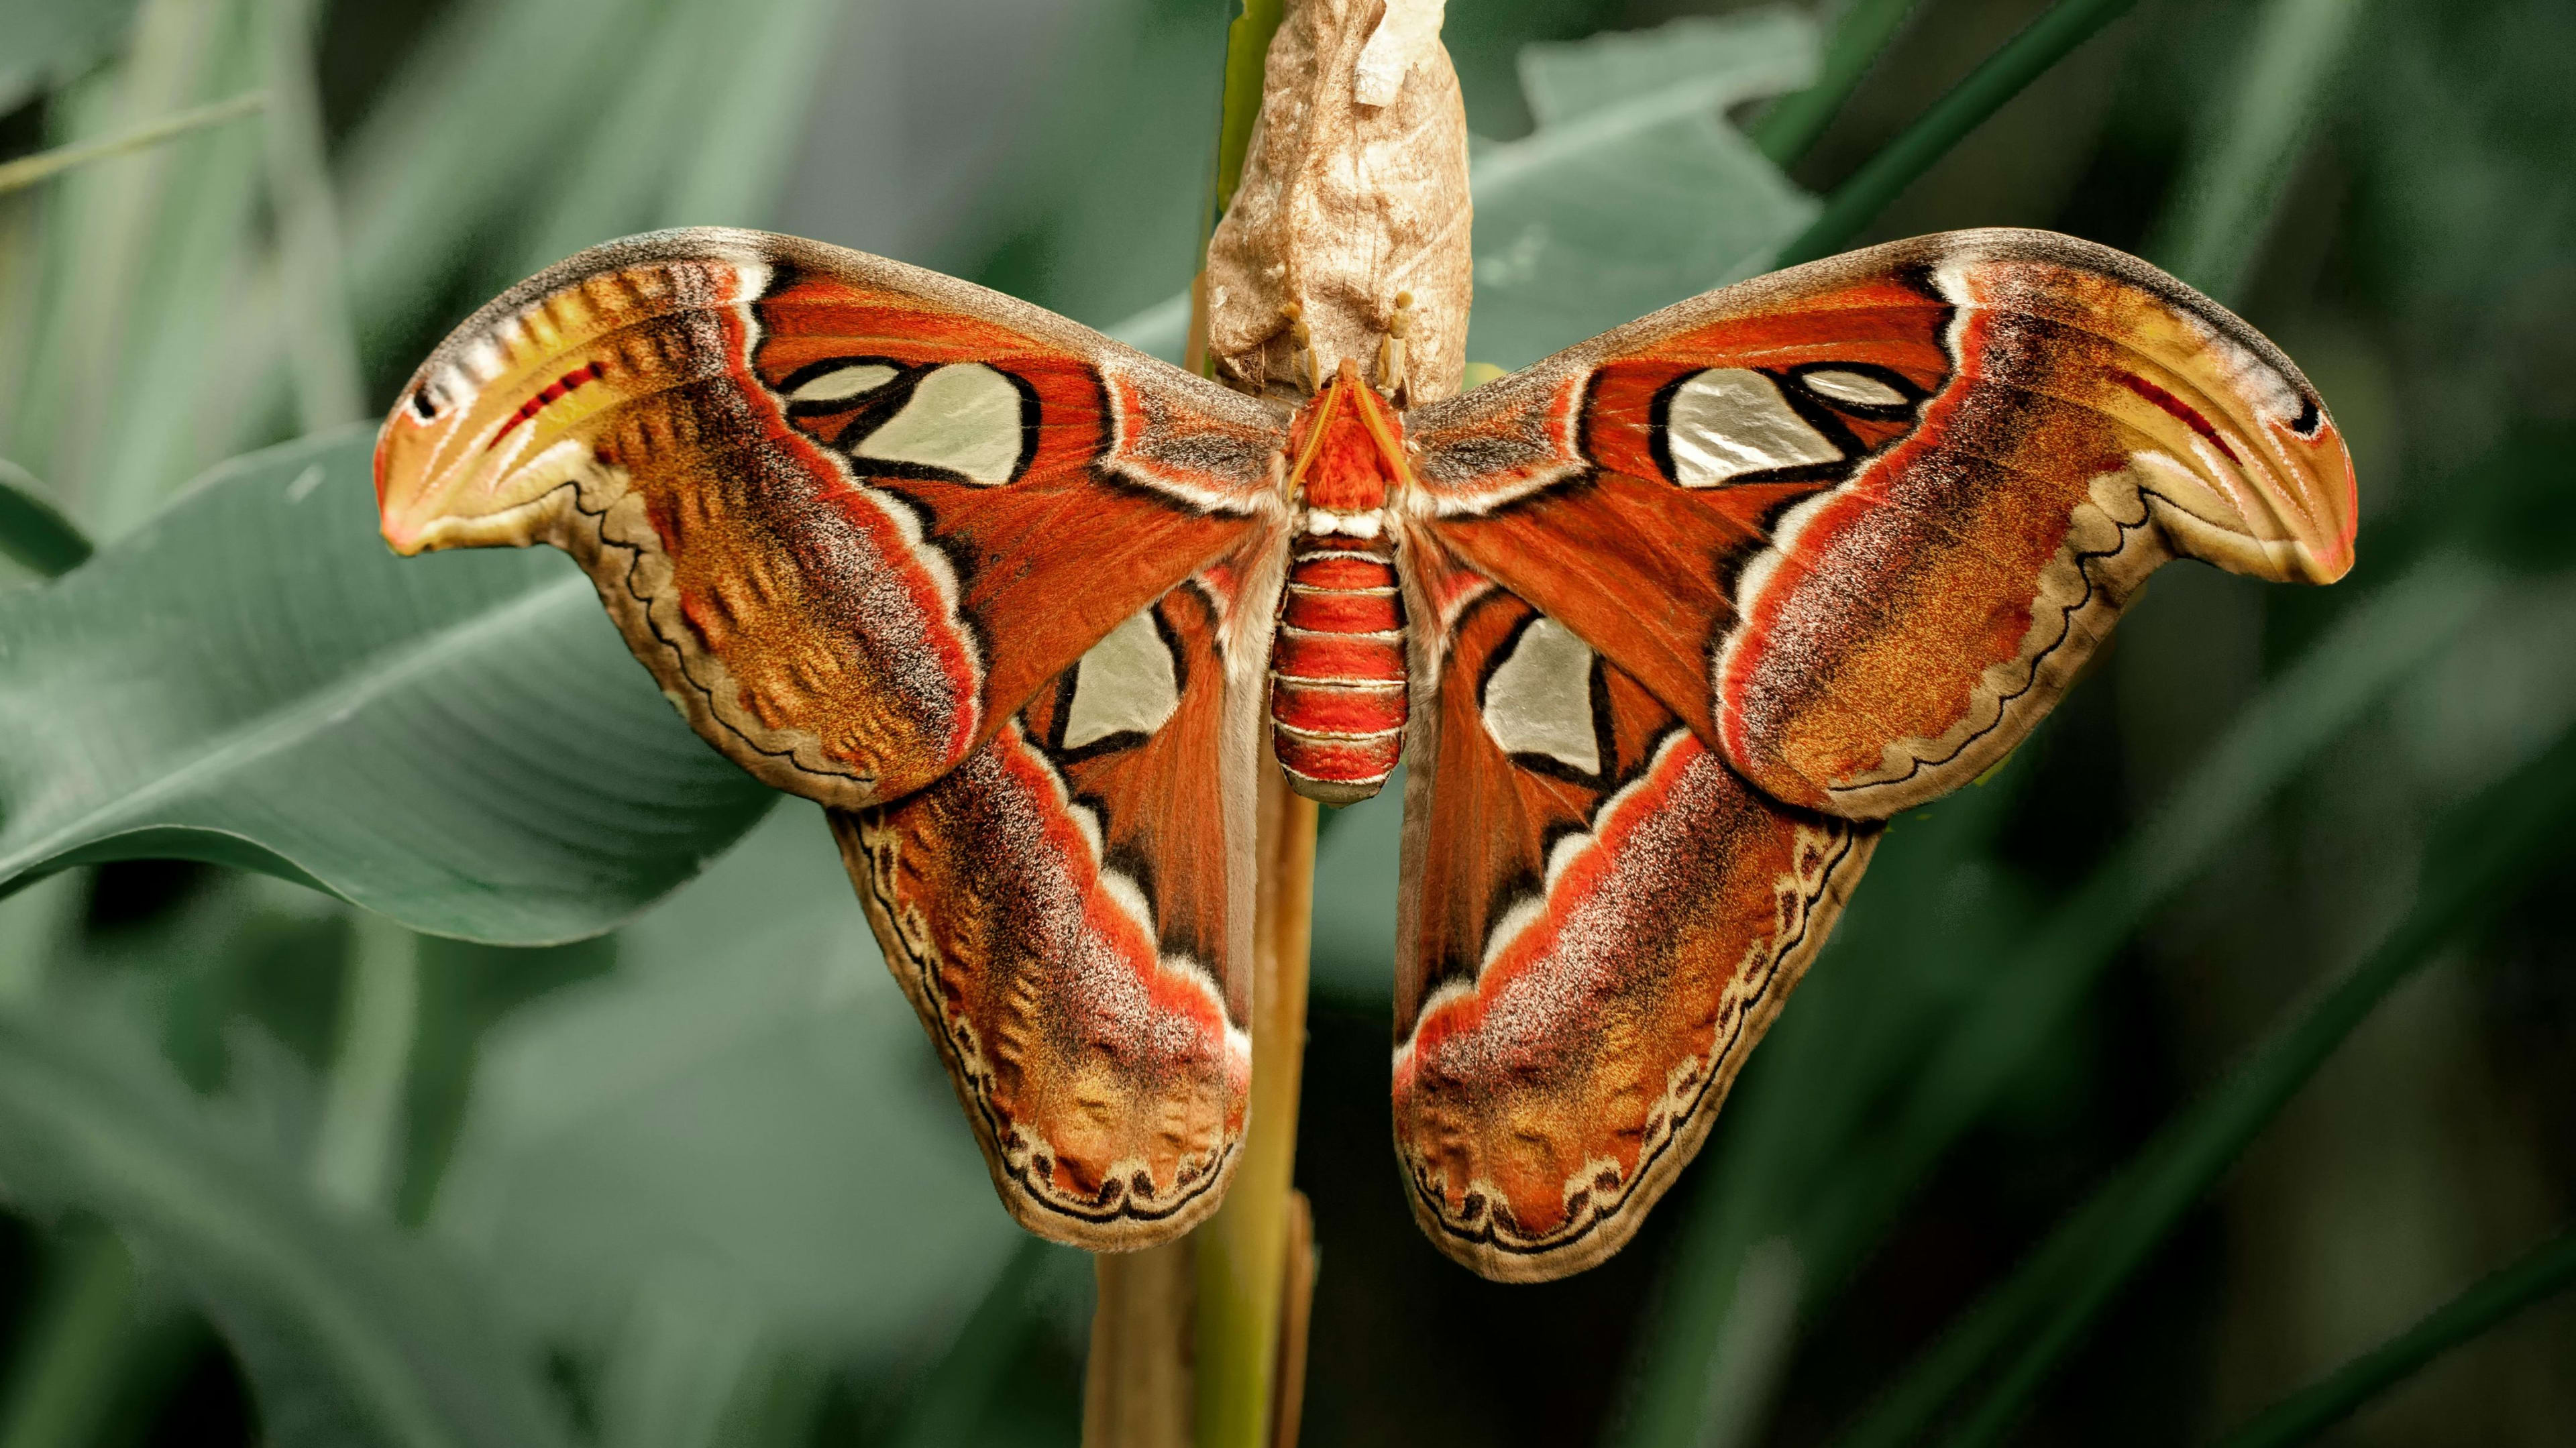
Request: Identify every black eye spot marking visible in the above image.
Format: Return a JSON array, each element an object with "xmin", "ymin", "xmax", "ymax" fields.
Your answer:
[{"xmin": 2290, "ymin": 392, "xmax": 2324, "ymax": 439}]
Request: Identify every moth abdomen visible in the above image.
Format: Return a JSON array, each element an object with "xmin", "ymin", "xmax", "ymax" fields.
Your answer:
[{"xmin": 1270, "ymin": 535, "xmax": 1407, "ymax": 804}]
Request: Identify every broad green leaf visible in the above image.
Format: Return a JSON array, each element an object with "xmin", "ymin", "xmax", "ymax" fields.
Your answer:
[
  {"xmin": 433, "ymin": 803, "xmax": 1013, "ymax": 1367},
  {"xmin": 0, "ymin": 1003, "xmax": 570, "ymax": 1448},
  {"xmin": 1513, "ymin": 7, "xmax": 1814, "ymax": 127},
  {"xmin": 0, "ymin": 0, "xmax": 144, "ymax": 113},
  {"xmin": 0, "ymin": 429, "xmax": 775, "ymax": 944},
  {"xmin": 1463, "ymin": 11, "xmax": 1821, "ymax": 370}
]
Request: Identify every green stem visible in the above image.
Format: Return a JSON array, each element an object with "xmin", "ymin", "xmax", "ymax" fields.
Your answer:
[
  {"xmin": 2213, "ymin": 1224, "xmax": 2576, "ymax": 1448},
  {"xmin": 1837, "ymin": 720, "xmax": 2576, "ymax": 1448},
  {"xmin": 258, "ymin": 0, "xmax": 366, "ymax": 430},
  {"xmin": 311, "ymin": 911, "xmax": 421, "ymax": 1215},
  {"xmin": 1774, "ymin": 0, "xmax": 2137, "ymax": 268},
  {"xmin": 0, "ymin": 461, "xmax": 94, "ymax": 577},
  {"xmin": 1192, "ymin": 782, "xmax": 1318, "ymax": 1448},
  {"xmin": 0, "ymin": 91, "xmax": 268, "ymax": 197},
  {"xmin": 1746, "ymin": 0, "xmax": 1927, "ymax": 167},
  {"xmin": 1208, "ymin": 0, "xmax": 1287, "ymax": 235}
]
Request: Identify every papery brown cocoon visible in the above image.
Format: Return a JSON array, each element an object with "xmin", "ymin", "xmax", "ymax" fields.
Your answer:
[{"xmin": 1205, "ymin": 0, "xmax": 1472, "ymax": 406}]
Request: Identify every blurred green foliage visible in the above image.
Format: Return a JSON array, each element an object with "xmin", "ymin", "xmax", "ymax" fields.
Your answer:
[{"xmin": 0, "ymin": 1, "xmax": 2571, "ymax": 1446}]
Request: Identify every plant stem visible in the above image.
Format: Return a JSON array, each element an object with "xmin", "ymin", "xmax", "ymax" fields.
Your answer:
[
  {"xmin": 0, "ymin": 91, "xmax": 267, "ymax": 197},
  {"xmin": 0, "ymin": 1230, "xmax": 138, "ymax": 1448},
  {"xmin": 311, "ymin": 910, "xmax": 420, "ymax": 1215},
  {"xmin": 2213, "ymin": 1223, "xmax": 2576, "ymax": 1448},
  {"xmin": 258, "ymin": 0, "xmax": 365, "ymax": 431},
  {"xmin": 1085, "ymin": 1245, "xmax": 1197, "ymax": 1448},
  {"xmin": 1195, "ymin": 771, "xmax": 1319, "ymax": 1448},
  {"xmin": 1774, "ymin": 0, "xmax": 2137, "ymax": 268},
  {"xmin": 1079, "ymin": 776, "xmax": 1319, "ymax": 1448},
  {"xmin": 1270, "ymin": 1190, "xmax": 1317, "ymax": 1448},
  {"xmin": 1209, "ymin": 0, "xmax": 1287, "ymax": 236},
  {"xmin": 1746, "ymin": 0, "xmax": 1927, "ymax": 167}
]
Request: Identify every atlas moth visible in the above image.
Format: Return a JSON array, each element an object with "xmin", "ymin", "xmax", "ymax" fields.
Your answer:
[{"xmin": 372, "ymin": 0, "xmax": 2355, "ymax": 1282}]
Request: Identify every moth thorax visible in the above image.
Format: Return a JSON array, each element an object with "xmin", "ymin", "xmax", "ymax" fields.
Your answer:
[{"xmin": 1287, "ymin": 358, "xmax": 1411, "ymax": 535}]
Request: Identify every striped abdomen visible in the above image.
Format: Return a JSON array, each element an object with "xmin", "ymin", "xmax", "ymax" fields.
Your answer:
[{"xmin": 1269, "ymin": 535, "xmax": 1407, "ymax": 803}]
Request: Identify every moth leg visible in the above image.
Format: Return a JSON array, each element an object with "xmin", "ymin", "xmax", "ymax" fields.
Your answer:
[
  {"xmin": 1375, "ymin": 290, "xmax": 1414, "ymax": 406},
  {"xmin": 1283, "ymin": 302, "xmax": 1322, "ymax": 396}
]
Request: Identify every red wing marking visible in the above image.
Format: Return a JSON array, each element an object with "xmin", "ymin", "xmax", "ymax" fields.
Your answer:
[
  {"xmin": 492, "ymin": 361, "xmax": 606, "ymax": 441},
  {"xmin": 2114, "ymin": 369, "xmax": 2242, "ymax": 464}
]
